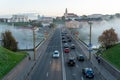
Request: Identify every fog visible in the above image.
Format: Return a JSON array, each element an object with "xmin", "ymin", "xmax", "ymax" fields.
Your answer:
[
  {"xmin": 78, "ymin": 18, "xmax": 120, "ymax": 48},
  {"xmin": 0, "ymin": 24, "xmax": 44, "ymax": 49}
]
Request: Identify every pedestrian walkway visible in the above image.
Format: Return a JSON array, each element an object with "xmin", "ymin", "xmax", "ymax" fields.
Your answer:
[{"xmin": 91, "ymin": 54, "xmax": 116, "ymax": 80}]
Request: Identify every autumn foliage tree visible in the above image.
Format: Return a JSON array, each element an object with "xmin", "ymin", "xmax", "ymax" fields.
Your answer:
[
  {"xmin": 1, "ymin": 30, "xmax": 18, "ymax": 51},
  {"xmin": 98, "ymin": 28, "xmax": 118, "ymax": 49}
]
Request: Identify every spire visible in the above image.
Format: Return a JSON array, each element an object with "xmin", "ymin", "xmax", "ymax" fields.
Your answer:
[{"xmin": 65, "ymin": 8, "xmax": 68, "ymax": 14}]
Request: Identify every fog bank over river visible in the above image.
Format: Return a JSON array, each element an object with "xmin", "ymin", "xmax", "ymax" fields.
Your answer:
[
  {"xmin": 0, "ymin": 24, "xmax": 44, "ymax": 49},
  {"xmin": 77, "ymin": 18, "xmax": 120, "ymax": 48}
]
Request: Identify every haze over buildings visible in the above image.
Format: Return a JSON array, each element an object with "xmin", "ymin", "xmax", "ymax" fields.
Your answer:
[{"xmin": 0, "ymin": 0, "xmax": 120, "ymax": 17}]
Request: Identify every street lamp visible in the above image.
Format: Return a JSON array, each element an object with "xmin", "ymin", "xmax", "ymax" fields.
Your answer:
[
  {"xmin": 33, "ymin": 27, "xmax": 36, "ymax": 61},
  {"xmin": 88, "ymin": 21, "xmax": 92, "ymax": 60}
]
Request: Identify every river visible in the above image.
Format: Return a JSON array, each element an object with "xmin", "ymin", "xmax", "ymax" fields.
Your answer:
[{"xmin": 0, "ymin": 24, "xmax": 44, "ymax": 49}]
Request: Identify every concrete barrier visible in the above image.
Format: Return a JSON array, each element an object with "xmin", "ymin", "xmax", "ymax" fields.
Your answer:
[{"xmin": 100, "ymin": 57, "xmax": 120, "ymax": 79}]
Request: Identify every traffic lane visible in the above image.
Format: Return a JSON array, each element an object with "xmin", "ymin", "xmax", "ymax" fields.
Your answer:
[
  {"xmin": 62, "ymin": 40, "xmax": 103, "ymax": 80},
  {"xmin": 30, "ymin": 46, "xmax": 54, "ymax": 80},
  {"xmin": 71, "ymin": 38, "xmax": 105, "ymax": 80},
  {"xmin": 48, "ymin": 59, "xmax": 62, "ymax": 80},
  {"xmin": 46, "ymin": 28, "xmax": 62, "ymax": 80},
  {"xmin": 43, "ymin": 28, "xmax": 62, "ymax": 80},
  {"xmin": 71, "ymin": 36, "xmax": 105, "ymax": 80},
  {"xmin": 63, "ymin": 47, "xmax": 103, "ymax": 80},
  {"xmin": 30, "ymin": 28, "xmax": 62, "ymax": 80}
]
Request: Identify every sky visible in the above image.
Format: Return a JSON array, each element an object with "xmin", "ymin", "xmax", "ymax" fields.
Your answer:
[{"xmin": 0, "ymin": 0, "xmax": 120, "ymax": 17}]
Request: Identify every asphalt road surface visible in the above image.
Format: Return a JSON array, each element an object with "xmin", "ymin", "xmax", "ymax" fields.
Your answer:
[
  {"xmin": 28, "ymin": 26, "xmax": 108, "ymax": 80},
  {"xmin": 29, "ymin": 27, "xmax": 62, "ymax": 80},
  {"xmin": 62, "ymin": 28, "xmax": 105, "ymax": 80}
]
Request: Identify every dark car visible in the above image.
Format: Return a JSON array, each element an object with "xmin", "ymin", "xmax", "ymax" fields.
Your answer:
[
  {"xmin": 68, "ymin": 39, "xmax": 72, "ymax": 42},
  {"xmin": 62, "ymin": 39, "xmax": 67, "ymax": 43},
  {"xmin": 71, "ymin": 44, "xmax": 75, "ymax": 49},
  {"xmin": 62, "ymin": 36, "xmax": 65, "ymax": 40},
  {"xmin": 77, "ymin": 54, "xmax": 84, "ymax": 61},
  {"xmin": 67, "ymin": 57, "xmax": 75, "ymax": 66},
  {"xmin": 82, "ymin": 68, "xmax": 94, "ymax": 78}
]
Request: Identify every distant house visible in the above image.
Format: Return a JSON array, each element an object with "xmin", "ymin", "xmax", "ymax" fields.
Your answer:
[
  {"xmin": 38, "ymin": 15, "xmax": 53, "ymax": 26},
  {"xmin": 0, "ymin": 18, "xmax": 8, "ymax": 22},
  {"xmin": 10, "ymin": 15, "xmax": 29, "ymax": 22},
  {"xmin": 65, "ymin": 20, "xmax": 80, "ymax": 28},
  {"xmin": 64, "ymin": 8, "xmax": 78, "ymax": 20}
]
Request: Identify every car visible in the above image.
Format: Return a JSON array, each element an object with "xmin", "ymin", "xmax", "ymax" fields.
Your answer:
[
  {"xmin": 64, "ymin": 48, "xmax": 70, "ymax": 53},
  {"xmin": 52, "ymin": 50, "xmax": 60, "ymax": 58},
  {"xmin": 71, "ymin": 44, "xmax": 75, "ymax": 49},
  {"xmin": 67, "ymin": 57, "xmax": 75, "ymax": 66},
  {"xmin": 82, "ymin": 68, "xmax": 94, "ymax": 78},
  {"xmin": 64, "ymin": 43, "xmax": 69, "ymax": 48},
  {"xmin": 77, "ymin": 54, "xmax": 84, "ymax": 61},
  {"xmin": 62, "ymin": 39, "xmax": 67, "ymax": 43},
  {"xmin": 68, "ymin": 39, "xmax": 72, "ymax": 42}
]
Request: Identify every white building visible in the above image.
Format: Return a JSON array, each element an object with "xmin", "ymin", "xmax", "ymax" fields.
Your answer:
[{"xmin": 10, "ymin": 15, "xmax": 29, "ymax": 22}]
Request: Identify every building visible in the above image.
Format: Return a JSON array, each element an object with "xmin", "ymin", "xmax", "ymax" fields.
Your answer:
[
  {"xmin": 10, "ymin": 15, "xmax": 29, "ymax": 22},
  {"xmin": 0, "ymin": 18, "xmax": 8, "ymax": 22},
  {"xmin": 38, "ymin": 15, "xmax": 53, "ymax": 26},
  {"xmin": 64, "ymin": 8, "xmax": 78, "ymax": 20},
  {"xmin": 65, "ymin": 20, "xmax": 80, "ymax": 28}
]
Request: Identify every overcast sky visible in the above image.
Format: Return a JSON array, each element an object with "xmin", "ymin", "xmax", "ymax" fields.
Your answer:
[{"xmin": 0, "ymin": 0, "xmax": 120, "ymax": 16}]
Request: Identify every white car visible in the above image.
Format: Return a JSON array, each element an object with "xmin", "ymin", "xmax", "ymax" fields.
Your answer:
[{"xmin": 52, "ymin": 50, "xmax": 60, "ymax": 58}]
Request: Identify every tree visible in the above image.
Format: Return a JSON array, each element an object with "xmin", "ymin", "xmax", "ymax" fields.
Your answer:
[
  {"xmin": 30, "ymin": 20, "xmax": 43, "ymax": 27},
  {"xmin": 62, "ymin": 16, "xmax": 65, "ymax": 21},
  {"xmin": 98, "ymin": 28, "xmax": 118, "ymax": 49},
  {"xmin": 2, "ymin": 30, "xmax": 18, "ymax": 51},
  {"xmin": 49, "ymin": 23, "xmax": 56, "ymax": 28}
]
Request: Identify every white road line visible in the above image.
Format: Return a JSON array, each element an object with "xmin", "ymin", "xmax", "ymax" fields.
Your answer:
[
  {"xmin": 60, "ymin": 27, "xmax": 67, "ymax": 80},
  {"xmin": 46, "ymin": 72, "xmax": 49, "ymax": 77},
  {"xmin": 76, "ymin": 65, "xmax": 79, "ymax": 68},
  {"xmin": 81, "ymin": 76, "xmax": 84, "ymax": 80},
  {"xmin": 50, "ymin": 61, "xmax": 52, "ymax": 64}
]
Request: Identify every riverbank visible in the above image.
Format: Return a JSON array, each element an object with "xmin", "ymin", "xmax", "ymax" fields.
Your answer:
[{"xmin": 0, "ymin": 46, "xmax": 27, "ymax": 79}]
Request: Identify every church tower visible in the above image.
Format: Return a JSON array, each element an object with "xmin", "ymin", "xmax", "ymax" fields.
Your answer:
[
  {"xmin": 64, "ymin": 8, "xmax": 68, "ymax": 18},
  {"xmin": 65, "ymin": 8, "xmax": 68, "ymax": 14}
]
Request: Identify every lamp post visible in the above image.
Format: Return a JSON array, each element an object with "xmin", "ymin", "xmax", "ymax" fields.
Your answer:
[
  {"xmin": 88, "ymin": 21, "xmax": 92, "ymax": 60},
  {"xmin": 33, "ymin": 27, "xmax": 36, "ymax": 61}
]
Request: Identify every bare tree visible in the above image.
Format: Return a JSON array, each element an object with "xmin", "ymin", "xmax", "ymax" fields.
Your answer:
[{"xmin": 98, "ymin": 28, "xmax": 118, "ymax": 49}]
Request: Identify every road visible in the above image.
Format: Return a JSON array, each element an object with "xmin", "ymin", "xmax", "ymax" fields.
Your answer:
[
  {"xmin": 62, "ymin": 28, "xmax": 105, "ymax": 80},
  {"xmin": 29, "ymin": 27, "xmax": 62, "ymax": 80},
  {"xmin": 28, "ymin": 26, "xmax": 114, "ymax": 80}
]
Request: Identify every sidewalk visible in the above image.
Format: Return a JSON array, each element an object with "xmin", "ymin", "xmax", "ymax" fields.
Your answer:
[{"xmin": 91, "ymin": 54, "xmax": 116, "ymax": 80}]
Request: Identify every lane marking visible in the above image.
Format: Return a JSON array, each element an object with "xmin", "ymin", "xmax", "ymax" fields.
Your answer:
[
  {"xmin": 46, "ymin": 72, "xmax": 49, "ymax": 77},
  {"xmin": 81, "ymin": 76, "xmax": 84, "ymax": 80},
  {"xmin": 50, "ymin": 61, "xmax": 52, "ymax": 64},
  {"xmin": 60, "ymin": 27, "xmax": 67, "ymax": 80},
  {"xmin": 76, "ymin": 65, "xmax": 79, "ymax": 68}
]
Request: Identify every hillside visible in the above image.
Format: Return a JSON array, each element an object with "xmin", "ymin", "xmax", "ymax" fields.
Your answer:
[
  {"xmin": 102, "ymin": 44, "xmax": 120, "ymax": 70},
  {"xmin": 0, "ymin": 46, "xmax": 27, "ymax": 79}
]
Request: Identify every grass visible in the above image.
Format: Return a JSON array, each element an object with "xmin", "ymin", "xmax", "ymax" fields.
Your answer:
[
  {"xmin": 0, "ymin": 46, "xmax": 27, "ymax": 79},
  {"xmin": 102, "ymin": 44, "xmax": 120, "ymax": 70}
]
